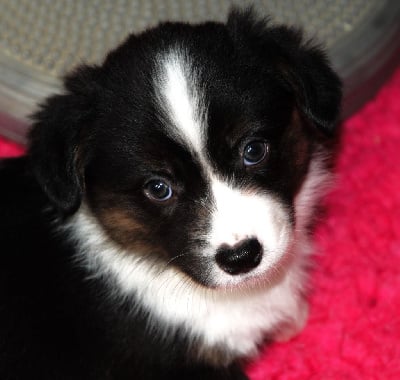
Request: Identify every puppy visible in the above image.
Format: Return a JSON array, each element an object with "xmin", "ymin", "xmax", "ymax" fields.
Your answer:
[{"xmin": 0, "ymin": 9, "xmax": 341, "ymax": 380}]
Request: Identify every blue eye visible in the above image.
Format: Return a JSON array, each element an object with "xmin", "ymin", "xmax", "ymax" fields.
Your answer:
[
  {"xmin": 144, "ymin": 179, "xmax": 173, "ymax": 202},
  {"xmin": 243, "ymin": 141, "xmax": 268, "ymax": 166}
]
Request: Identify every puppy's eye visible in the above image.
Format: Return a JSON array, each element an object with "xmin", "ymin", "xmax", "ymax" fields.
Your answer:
[
  {"xmin": 243, "ymin": 141, "xmax": 268, "ymax": 166},
  {"xmin": 144, "ymin": 179, "xmax": 173, "ymax": 202}
]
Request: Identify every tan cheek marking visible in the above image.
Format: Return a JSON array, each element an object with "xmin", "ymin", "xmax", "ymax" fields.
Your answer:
[
  {"xmin": 95, "ymin": 207, "xmax": 165, "ymax": 258},
  {"xmin": 190, "ymin": 342, "xmax": 234, "ymax": 367},
  {"xmin": 288, "ymin": 109, "xmax": 311, "ymax": 161},
  {"xmin": 280, "ymin": 109, "xmax": 312, "ymax": 189}
]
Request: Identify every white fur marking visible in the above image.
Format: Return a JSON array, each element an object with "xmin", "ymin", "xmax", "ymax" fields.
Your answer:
[
  {"xmin": 294, "ymin": 150, "xmax": 332, "ymax": 231},
  {"xmin": 206, "ymin": 178, "xmax": 293, "ymax": 287},
  {"xmin": 209, "ymin": 179, "xmax": 289, "ymax": 249},
  {"xmin": 68, "ymin": 205, "xmax": 306, "ymax": 360},
  {"xmin": 158, "ymin": 51, "xmax": 205, "ymax": 157}
]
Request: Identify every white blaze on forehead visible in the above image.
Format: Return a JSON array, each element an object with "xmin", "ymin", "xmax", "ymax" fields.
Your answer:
[
  {"xmin": 157, "ymin": 51, "xmax": 205, "ymax": 157},
  {"xmin": 209, "ymin": 178, "xmax": 291, "ymax": 255}
]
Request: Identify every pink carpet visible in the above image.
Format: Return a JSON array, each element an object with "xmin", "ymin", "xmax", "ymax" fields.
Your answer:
[{"xmin": 1, "ymin": 68, "xmax": 400, "ymax": 379}]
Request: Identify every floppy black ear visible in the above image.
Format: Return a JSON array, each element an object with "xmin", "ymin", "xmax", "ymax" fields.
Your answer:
[
  {"xmin": 28, "ymin": 65, "xmax": 101, "ymax": 214},
  {"xmin": 276, "ymin": 37, "xmax": 343, "ymax": 134},
  {"xmin": 227, "ymin": 8, "xmax": 342, "ymax": 135}
]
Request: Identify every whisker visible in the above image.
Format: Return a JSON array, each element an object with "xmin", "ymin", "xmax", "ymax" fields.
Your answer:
[
  {"xmin": 181, "ymin": 193, "xmax": 214, "ymax": 216},
  {"xmin": 164, "ymin": 252, "xmax": 188, "ymax": 267}
]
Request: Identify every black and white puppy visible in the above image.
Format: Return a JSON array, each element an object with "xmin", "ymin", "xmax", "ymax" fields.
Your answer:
[{"xmin": 0, "ymin": 9, "xmax": 341, "ymax": 380}]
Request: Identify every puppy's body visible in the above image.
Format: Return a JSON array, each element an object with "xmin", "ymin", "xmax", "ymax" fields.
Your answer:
[{"xmin": 0, "ymin": 10, "xmax": 341, "ymax": 380}]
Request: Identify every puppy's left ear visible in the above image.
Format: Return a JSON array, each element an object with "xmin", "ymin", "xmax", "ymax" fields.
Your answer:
[
  {"xmin": 228, "ymin": 9, "xmax": 342, "ymax": 135},
  {"xmin": 277, "ymin": 37, "xmax": 343, "ymax": 135},
  {"xmin": 28, "ymin": 65, "xmax": 101, "ymax": 214}
]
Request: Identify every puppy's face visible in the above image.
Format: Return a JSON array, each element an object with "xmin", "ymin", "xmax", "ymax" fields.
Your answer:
[{"xmin": 30, "ymin": 11, "xmax": 341, "ymax": 290}]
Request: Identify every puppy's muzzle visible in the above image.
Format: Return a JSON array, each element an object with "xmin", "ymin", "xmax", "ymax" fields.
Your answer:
[{"xmin": 215, "ymin": 238, "xmax": 262, "ymax": 275}]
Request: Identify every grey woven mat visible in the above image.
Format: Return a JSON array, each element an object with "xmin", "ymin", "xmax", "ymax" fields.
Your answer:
[
  {"xmin": 0, "ymin": 0, "xmax": 399, "ymax": 142},
  {"xmin": 0, "ymin": 0, "xmax": 377, "ymax": 76}
]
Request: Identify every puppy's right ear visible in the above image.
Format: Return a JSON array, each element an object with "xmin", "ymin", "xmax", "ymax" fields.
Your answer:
[
  {"xmin": 28, "ymin": 65, "xmax": 101, "ymax": 214},
  {"xmin": 227, "ymin": 8, "xmax": 342, "ymax": 135}
]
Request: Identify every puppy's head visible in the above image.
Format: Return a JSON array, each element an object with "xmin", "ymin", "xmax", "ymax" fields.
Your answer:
[{"xmin": 29, "ymin": 9, "xmax": 341, "ymax": 289}]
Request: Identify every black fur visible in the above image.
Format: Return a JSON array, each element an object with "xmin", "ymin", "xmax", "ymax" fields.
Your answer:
[{"xmin": 0, "ymin": 9, "xmax": 341, "ymax": 379}]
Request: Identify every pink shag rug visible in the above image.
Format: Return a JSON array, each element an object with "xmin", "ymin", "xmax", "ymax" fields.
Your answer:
[{"xmin": 1, "ymin": 67, "xmax": 400, "ymax": 380}]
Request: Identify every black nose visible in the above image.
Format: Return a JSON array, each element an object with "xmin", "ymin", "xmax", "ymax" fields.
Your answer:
[{"xmin": 215, "ymin": 238, "xmax": 263, "ymax": 275}]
